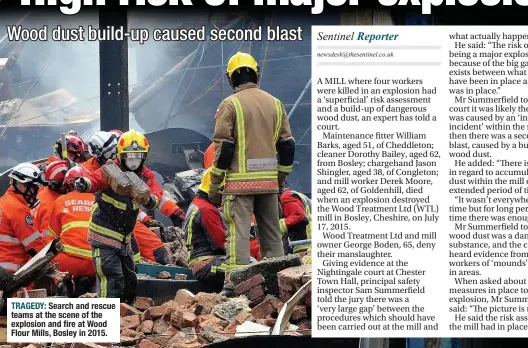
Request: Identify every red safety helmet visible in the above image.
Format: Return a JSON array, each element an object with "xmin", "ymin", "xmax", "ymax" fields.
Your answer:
[
  {"xmin": 54, "ymin": 134, "xmax": 90, "ymax": 163},
  {"xmin": 108, "ymin": 129, "xmax": 124, "ymax": 139},
  {"xmin": 44, "ymin": 160, "xmax": 70, "ymax": 194},
  {"xmin": 63, "ymin": 166, "xmax": 89, "ymax": 192}
]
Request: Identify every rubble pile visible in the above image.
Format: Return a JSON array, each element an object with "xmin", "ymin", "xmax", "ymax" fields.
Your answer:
[
  {"xmin": 163, "ymin": 227, "xmax": 189, "ymax": 267},
  {"xmin": 5, "ymin": 263, "xmax": 311, "ymax": 348}
]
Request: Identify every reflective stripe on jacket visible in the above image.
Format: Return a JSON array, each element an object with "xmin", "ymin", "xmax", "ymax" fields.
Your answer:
[
  {"xmin": 183, "ymin": 195, "xmax": 226, "ymax": 266},
  {"xmin": 0, "ymin": 188, "xmax": 47, "ymax": 272},
  {"xmin": 85, "ymin": 160, "xmax": 163, "ymax": 249},
  {"xmin": 212, "ymin": 83, "xmax": 294, "ymax": 195},
  {"xmin": 279, "ymin": 189, "xmax": 312, "ymax": 253},
  {"xmin": 48, "ymin": 191, "xmax": 95, "ymax": 260}
]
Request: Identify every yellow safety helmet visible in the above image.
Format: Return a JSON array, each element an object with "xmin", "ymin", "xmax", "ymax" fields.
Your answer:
[
  {"xmin": 198, "ymin": 168, "xmax": 226, "ymax": 195},
  {"xmin": 226, "ymin": 52, "xmax": 259, "ymax": 85},
  {"xmin": 198, "ymin": 168, "xmax": 212, "ymax": 194},
  {"xmin": 117, "ymin": 129, "xmax": 150, "ymax": 170}
]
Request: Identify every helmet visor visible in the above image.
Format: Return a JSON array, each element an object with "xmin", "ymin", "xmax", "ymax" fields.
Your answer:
[{"xmin": 123, "ymin": 152, "xmax": 147, "ymax": 159}]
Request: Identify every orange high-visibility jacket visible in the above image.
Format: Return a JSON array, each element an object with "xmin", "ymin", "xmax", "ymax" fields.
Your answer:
[
  {"xmin": 33, "ymin": 186, "xmax": 62, "ymax": 242},
  {"xmin": 81, "ymin": 157, "xmax": 101, "ymax": 173},
  {"xmin": 48, "ymin": 191, "xmax": 95, "ymax": 261},
  {"xmin": 0, "ymin": 188, "xmax": 48, "ymax": 272}
]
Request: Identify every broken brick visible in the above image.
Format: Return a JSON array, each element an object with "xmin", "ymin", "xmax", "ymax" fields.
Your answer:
[
  {"xmin": 72, "ymin": 344, "xmax": 108, "ymax": 348},
  {"xmin": 278, "ymin": 265, "xmax": 310, "ymax": 293},
  {"xmin": 145, "ymin": 336, "xmax": 170, "ymax": 347},
  {"xmin": 27, "ymin": 289, "xmax": 47, "ymax": 298},
  {"xmin": 121, "ymin": 328, "xmax": 138, "ymax": 337},
  {"xmin": 121, "ymin": 315, "xmax": 141, "ymax": 330},
  {"xmin": 79, "ymin": 293, "xmax": 97, "ymax": 298},
  {"xmin": 255, "ymin": 319, "xmax": 271, "ymax": 327},
  {"xmin": 247, "ymin": 285, "xmax": 265, "ymax": 301},
  {"xmin": 233, "ymin": 274, "xmax": 265, "ymax": 295},
  {"xmin": 164, "ymin": 307, "xmax": 176, "ymax": 321},
  {"xmin": 234, "ymin": 311, "xmax": 252, "ymax": 324},
  {"xmin": 166, "ymin": 326, "xmax": 180, "ymax": 335},
  {"xmin": 251, "ymin": 298, "xmax": 276, "ymax": 319},
  {"xmin": 121, "ymin": 303, "xmax": 142, "ymax": 317},
  {"xmin": 139, "ymin": 320, "xmax": 154, "ymax": 334},
  {"xmin": 157, "ymin": 271, "xmax": 171, "ymax": 279},
  {"xmin": 223, "ymin": 321, "xmax": 239, "ymax": 337},
  {"xmin": 143, "ymin": 306, "xmax": 167, "ymax": 320},
  {"xmin": 152, "ymin": 318, "xmax": 169, "ymax": 334},
  {"xmin": 196, "ymin": 315, "xmax": 225, "ymax": 333},
  {"xmin": 174, "ymin": 289, "xmax": 195, "ymax": 307},
  {"xmin": 120, "ymin": 336, "xmax": 138, "ymax": 345},
  {"xmin": 170, "ymin": 310, "xmax": 198, "ymax": 329},
  {"xmin": 138, "ymin": 339, "xmax": 160, "ymax": 348},
  {"xmin": 175, "ymin": 274, "xmax": 188, "ymax": 280},
  {"xmin": 194, "ymin": 292, "xmax": 226, "ymax": 309},
  {"xmin": 265, "ymin": 317, "xmax": 277, "ymax": 327},
  {"xmin": 279, "ymin": 288, "xmax": 291, "ymax": 303},
  {"xmin": 291, "ymin": 305, "xmax": 307, "ymax": 321},
  {"xmin": 134, "ymin": 297, "xmax": 154, "ymax": 311}
]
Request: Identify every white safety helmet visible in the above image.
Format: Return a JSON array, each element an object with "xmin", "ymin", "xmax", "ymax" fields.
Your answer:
[
  {"xmin": 8, "ymin": 162, "xmax": 42, "ymax": 184},
  {"xmin": 9, "ymin": 162, "xmax": 42, "ymax": 208},
  {"xmin": 88, "ymin": 131, "xmax": 118, "ymax": 163}
]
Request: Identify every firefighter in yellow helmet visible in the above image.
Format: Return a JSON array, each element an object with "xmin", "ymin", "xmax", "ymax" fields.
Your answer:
[
  {"xmin": 210, "ymin": 52, "xmax": 296, "ymax": 296},
  {"xmin": 74, "ymin": 129, "xmax": 164, "ymax": 304}
]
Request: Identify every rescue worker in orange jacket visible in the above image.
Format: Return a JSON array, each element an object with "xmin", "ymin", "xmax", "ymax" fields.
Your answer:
[
  {"xmin": 33, "ymin": 160, "xmax": 70, "ymax": 242},
  {"xmin": 82, "ymin": 130, "xmax": 174, "ymax": 263},
  {"xmin": 82, "ymin": 131, "xmax": 118, "ymax": 173},
  {"xmin": 279, "ymin": 188, "xmax": 311, "ymax": 255},
  {"xmin": 0, "ymin": 163, "xmax": 48, "ymax": 273},
  {"xmin": 54, "ymin": 134, "xmax": 91, "ymax": 164},
  {"xmin": 210, "ymin": 52, "xmax": 295, "ymax": 296},
  {"xmin": 48, "ymin": 166, "xmax": 96, "ymax": 277},
  {"xmin": 74, "ymin": 130, "xmax": 164, "ymax": 303},
  {"xmin": 183, "ymin": 168, "xmax": 227, "ymax": 287}
]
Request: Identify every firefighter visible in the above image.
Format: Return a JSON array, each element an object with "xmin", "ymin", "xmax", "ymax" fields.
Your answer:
[
  {"xmin": 106, "ymin": 129, "xmax": 185, "ymax": 228},
  {"xmin": 33, "ymin": 160, "xmax": 70, "ymax": 241},
  {"xmin": 279, "ymin": 188, "xmax": 312, "ymax": 256},
  {"xmin": 83, "ymin": 131, "xmax": 118, "ymax": 172},
  {"xmin": 205, "ymin": 142, "xmax": 262, "ymax": 261},
  {"xmin": 210, "ymin": 52, "xmax": 295, "ymax": 295},
  {"xmin": 81, "ymin": 130, "xmax": 170, "ymax": 263},
  {"xmin": 48, "ymin": 166, "xmax": 95, "ymax": 296},
  {"xmin": 184, "ymin": 168, "xmax": 227, "ymax": 287},
  {"xmin": 73, "ymin": 129, "xmax": 164, "ymax": 303},
  {"xmin": 0, "ymin": 163, "xmax": 48, "ymax": 273},
  {"xmin": 54, "ymin": 134, "xmax": 91, "ymax": 164}
]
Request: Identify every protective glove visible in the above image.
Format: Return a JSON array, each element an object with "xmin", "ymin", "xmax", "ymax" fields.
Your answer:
[
  {"xmin": 143, "ymin": 194, "xmax": 158, "ymax": 209},
  {"xmin": 278, "ymin": 172, "xmax": 287, "ymax": 195},
  {"xmin": 208, "ymin": 183, "xmax": 223, "ymax": 207},
  {"xmin": 144, "ymin": 218, "xmax": 164, "ymax": 229},
  {"xmin": 170, "ymin": 213, "xmax": 185, "ymax": 228},
  {"xmin": 74, "ymin": 177, "xmax": 89, "ymax": 192}
]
